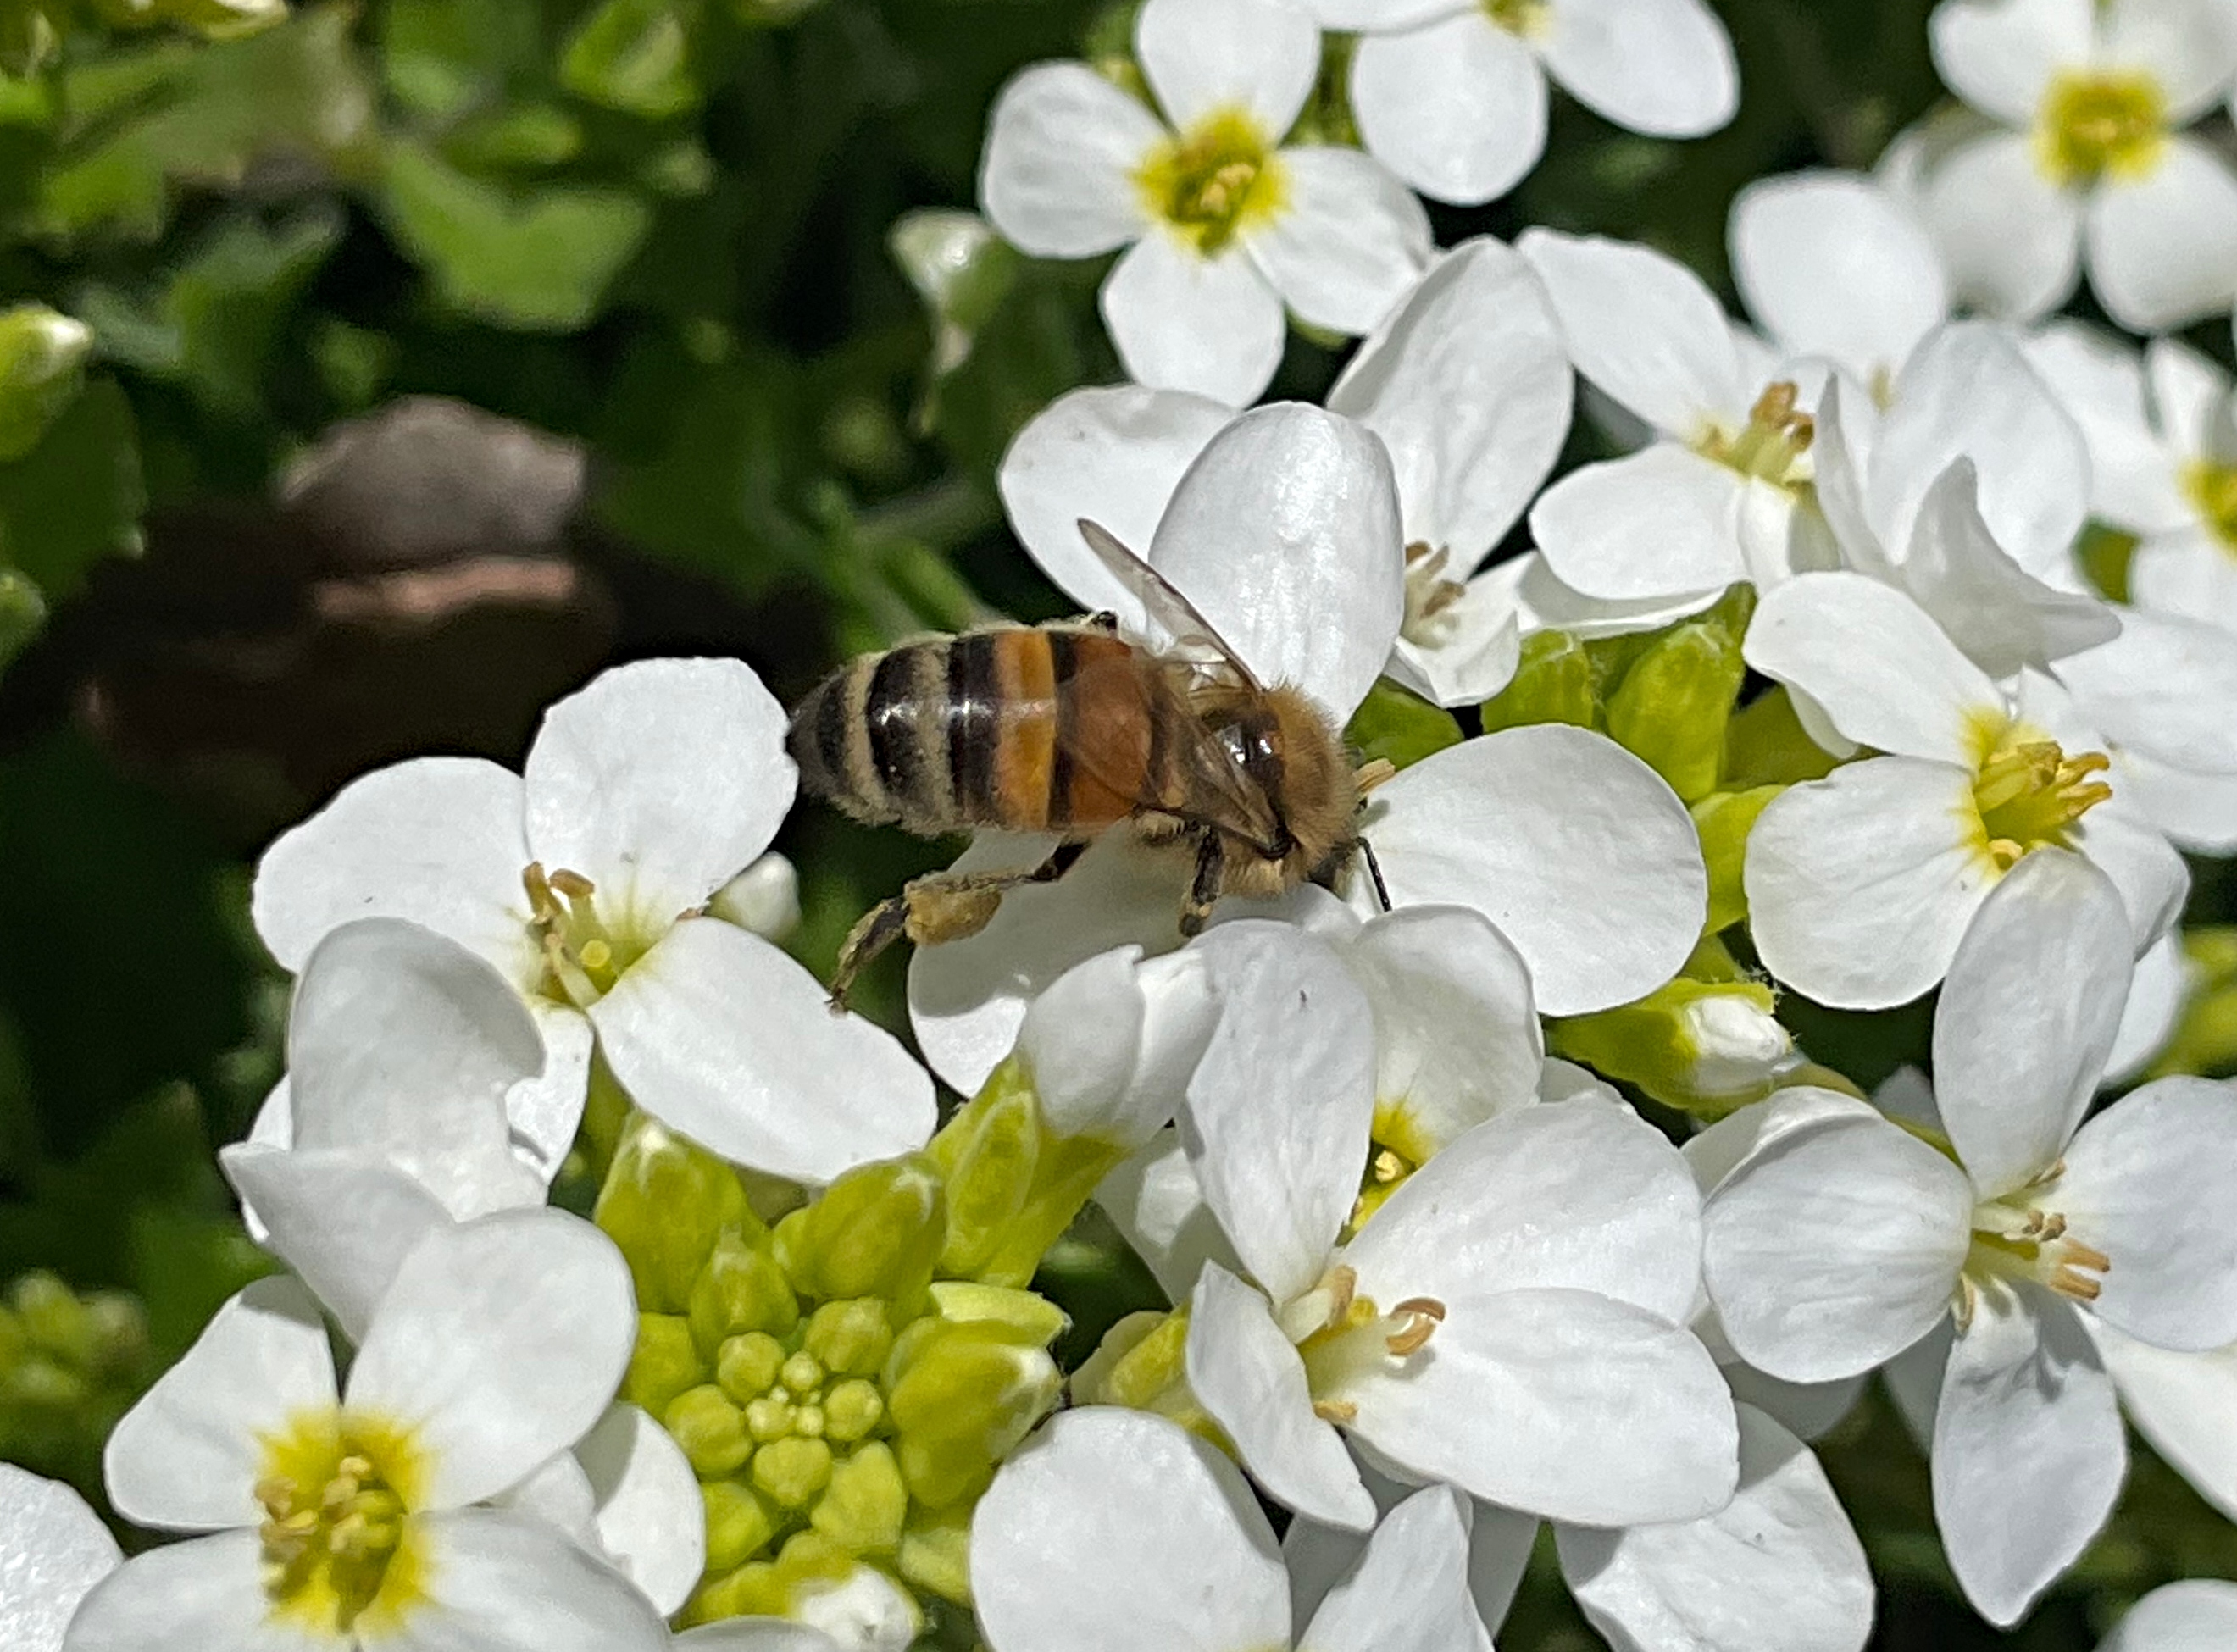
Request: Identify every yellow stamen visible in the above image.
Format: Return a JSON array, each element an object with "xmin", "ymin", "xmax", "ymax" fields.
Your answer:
[
  {"xmin": 1385, "ymin": 1296, "xmax": 1446, "ymax": 1357},
  {"xmin": 2183, "ymin": 459, "xmax": 2237, "ymax": 556},
  {"xmin": 2036, "ymin": 71, "xmax": 2167, "ymax": 186},
  {"xmin": 1967, "ymin": 724, "xmax": 2113, "ymax": 869},
  {"xmin": 1313, "ymin": 1398, "xmax": 1359, "ymax": 1424},
  {"xmin": 1697, "ymin": 381, "xmax": 1816, "ymax": 487},
  {"xmin": 1135, "ymin": 109, "xmax": 1285, "ymax": 256}
]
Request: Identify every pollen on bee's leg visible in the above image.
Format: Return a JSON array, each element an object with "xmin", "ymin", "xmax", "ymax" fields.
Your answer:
[
  {"xmin": 1354, "ymin": 759, "xmax": 1397, "ymax": 794},
  {"xmin": 1385, "ymin": 1296, "xmax": 1446, "ymax": 1356}
]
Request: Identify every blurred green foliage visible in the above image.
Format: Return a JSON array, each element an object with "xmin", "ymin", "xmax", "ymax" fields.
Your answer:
[{"xmin": 0, "ymin": 0, "xmax": 2228, "ymax": 1644}]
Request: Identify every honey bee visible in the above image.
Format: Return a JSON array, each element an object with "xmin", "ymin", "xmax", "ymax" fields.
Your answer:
[{"xmin": 789, "ymin": 519, "xmax": 1389, "ymax": 1002}]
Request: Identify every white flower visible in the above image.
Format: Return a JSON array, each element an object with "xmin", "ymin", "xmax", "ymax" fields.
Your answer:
[
  {"xmin": 251, "ymin": 657, "xmax": 934, "ymax": 1185},
  {"xmin": 1297, "ymin": 0, "xmax": 1736, "ymax": 207},
  {"xmin": 1, "ymin": 1465, "xmax": 119, "ymax": 1652},
  {"xmin": 1729, "ymin": 169, "xmax": 1951, "ymax": 396},
  {"xmin": 970, "ymin": 1405, "xmax": 1490, "ymax": 1652},
  {"xmin": 997, "ymin": 236, "xmax": 1574, "ymax": 706},
  {"xmin": 500, "ymin": 1404, "xmax": 708, "ymax": 1620},
  {"xmin": 1518, "ymin": 229, "xmax": 1830, "ymax": 608},
  {"xmin": 2100, "ymin": 1581, "xmax": 2237, "ymax": 1651},
  {"xmin": 1174, "ymin": 920, "xmax": 1736, "ymax": 1531},
  {"xmin": 1921, "ymin": 0, "xmax": 2237, "ymax": 329},
  {"xmin": 68, "ymin": 1211, "xmax": 665, "ymax": 1652},
  {"xmin": 919, "ymin": 403, "xmax": 1707, "ymax": 1093},
  {"xmin": 1698, "ymin": 851, "xmax": 2237, "ymax": 1624},
  {"xmin": 2088, "ymin": 1325, "xmax": 2237, "ymax": 1523},
  {"xmin": 978, "ymin": 0, "xmax": 1430, "ymax": 406},
  {"xmin": 1741, "ymin": 574, "xmax": 2184, "ymax": 1007}
]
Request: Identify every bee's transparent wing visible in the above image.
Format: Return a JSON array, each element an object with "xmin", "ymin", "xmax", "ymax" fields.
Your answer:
[{"xmin": 1075, "ymin": 518, "xmax": 1264, "ymax": 693}]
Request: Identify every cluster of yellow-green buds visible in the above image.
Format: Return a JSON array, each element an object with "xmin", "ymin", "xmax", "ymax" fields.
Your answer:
[
  {"xmin": 0, "ymin": 0, "xmax": 282, "ymax": 76},
  {"xmin": 0, "ymin": 1268, "xmax": 151, "ymax": 1486},
  {"xmin": 594, "ymin": 1023, "xmax": 1174, "ymax": 1633}
]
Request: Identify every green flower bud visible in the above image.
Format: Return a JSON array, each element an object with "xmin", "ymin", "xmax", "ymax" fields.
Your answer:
[
  {"xmin": 702, "ymin": 1480, "xmax": 780, "ymax": 1572},
  {"xmin": 1548, "ymin": 976, "xmax": 1790, "ymax": 1119},
  {"xmin": 596, "ymin": 1114, "xmax": 757, "ymax": 1313},
  {"xmin": 1343, "ymin": 679, "xmax": 1462, "ymax": 772},
  {"xmin": 2151, "ymin": 925, "xmax": 2237, "ymax": 1080},
  {"xmin": 0, "ymin": 307, "xmax": 89, "ymax": 463},
  {"xmin": 623, "ymin": 1314, "xmax": 705, "ymax": 1418},
  {"xmin": 887, "ymin": 209, "xmax": 1017, "ymax": 379},
  {"xmin": 685, "ymin": 1560, "xmax": 779, "ymax": 1625},
  {"xmin": 665, "ymin": 1384, "xmax": 752, "ymax": 1477},
  {"xmin": 689, "ymin": 1233, "xmax": 798, "ymax": 1355},
  {"xmin": 782, "ymin": 1155, "xmax": 945, "ymax": 1307},
  {"xmin": 885, "ymin": 1322, "xmax": 1059, "ymax": 1509},
  {"xmin": 752, "ymin": 1437, "xmax": 835, "ymax": 1510},
  {"xmin": 1480, "ymin": 631, "xmax": 1596, "ymax": 731},
  {"xmin": 928, "ymin": 1077, "xmax": 1040, "ymax": 1280},
  {"xmin": 801, "ymin": 1298, "xmax": 893, "ymax": 1378},
  {"xmin": 898, "ymin": 1504, "xmax": 973, "ymax": 1605},
  {"xmin": 1693, "ymin": 785, "xmax": 1783, "ymax": 934},
  {"xmin": 780, "ymin": 1350, "xmax": 824, "ymax": 1394},
  {"xmin": 1604, "ymin": 609, "xmax": 1747, "ymax": 804},
  {"xmin": 1722, "ymin": 686, "xmax": 1840, "ymax": 789},
  {"xmin": 811, "ymin": 1439, "xmax": 908, "ymax": 1556},
  {"xmin": 925, "ymin": 1281, "xmax": 1069, "ymax": 1345},
  {"xmin": 12, "ymin": 1272, "xmax": 97, "ymax": 1367},
  {"xmin": 745, "ymin": 1394, "xmax": 796, "ymax": 1444},
  {"xmin": 824, "ymin": 1378, "xmax": 884, "ymax": 1443},
  {"xmin": 715, "ymin": 1331, "xmax": 786, "ymax": 1406},
  {"xmin": 1070, "ymin": 1308, "xmax": 1187, "ymax": 1411}
]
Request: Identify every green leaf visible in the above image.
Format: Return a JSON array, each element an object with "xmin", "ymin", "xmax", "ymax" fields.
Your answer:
[
  {"xmin": 0, "ymin": 305, "xmax": 91, "ymax": 462},
  {"xmin": 560, "ymin": 0, "xmax": 702, "ymax": 119},
  {"xmin": 0, "ymin": 379, "xmax": 143, "ymax": 601},
  {"xmin": 376, "ymin": 0, "xmax": 546, "ymax": 121},
  {"xmin": 380, "ymin": 141, "xmax": 654, "ymax": 331}
]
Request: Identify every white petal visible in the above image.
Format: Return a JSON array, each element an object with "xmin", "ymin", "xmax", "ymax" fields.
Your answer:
[
  {"xmin": 1365, "ymin": 724, "xmax": 1708, "ymax": 1015},
  {"xmin": 1300, "ymin": 1484, "xmax": 1489, "ymax": 1652},
  {"xmin": 2074, "ymin": 797, "xmax": 2190, "ymax": 959},
  {"xmin": 1149, "ymin": 401, "xmax": 1406, "ymax": 722},
  {"xmin": 2118, "ymin": 746, "xmax": 2237, "ymax": 855},
  {"xmin": 1346, "ymin": 906, "xmax": 1541, "ymax": 1158},
  {"xmin": 1337, "ymin": 1287, "xmax": 1739, "ymax": 1526},
  {"xmin": 1934, "ymin": 848, "xmax": 2130, "ymax": 1199},
  {"xmin": 2130, "ymin": 529, "xmax": 2237, "ymax": 631},
  {"xmin": 1920, "ymin": 133, "xmax": 2083, "ymax": 322},
  {"xmin": 969, "ymin": 1407, "xmax": 1291, "ymax": 1652},
  {"xmin": 1188, "ymin": 1264, "xmax": 1374, "ymax": 1528},
  {"xmin": 2101, "ymin": 0, "xmax": 2237, "ymax": 119},
  {"xmin": 2145, "ymin": 335, "xmax": 2229, "ymax": 465},
  {"xmin": 1094, "ymin": 1127, "xmax": 1244, "ymax": 1302},
  {"xmin": 1346, "ymin": 1096, "xmax": 1705, "ymax": 1323},
  {"xmin": 1536, "ymin": 0, "xmax": 1738, "ymax": 136},
  {"xmin": 908, "ymin": 833, "xmax": 1199, "ymax": 1096},
  {"xmin": 509, "ymin": 1001, "xmax": 593, "ymax": 1186},
  {"xmin": 2059, "ymin": 1076, "xmax": 2237, "ymax": 1350},
  {"xmin": 1555, "ymin": 1406, "xmax": 1873, "ymax": 1652},
  {"xmin": 1499, "ymin": 548, "xmax": 1725, "ymax": 638},
  {"xmin": 61, "ymin": 1531, "xmax": 321, "ymax": 1652},
  {"xmin": 1716, "ymin": 1351, "xmax": 1868, "ymax": 1444},
  {"xmin": 1742, "ymin": 758, "xmax": 1992, "ymax": 1009},
  {"xmin": 1296, "ymin": 0, "xmax": 1464, "ymax": 28},
  {"xmin": 103, "ymin": 1278, "xmax": 335, "ymax": 1533},
  {"xmin": 286, "ymin": 918, "xmax": 546, "ymax": 1219},
  {"xmin": 1730, "ymin": 170, "xmax": 1947, "ymax": 380},
  {"xmin": 2053, "ymin": 605, "xmax": 2237, "ymax": 775},
  {"xmin": 0, "ymin": 1464, "xmax": 119, "ymax": 1652},
  {"xmin": 1017, "ymin": 944, "xmax": 1218, "ymax": 1150},
  {"xmin": 575, "ymin": 1403, "xmax": 706, "ymax": 1616},
  {"xmin": 250, "ymin": 757, "xmax": 536, "ymax": 984},
  {"xmin": 1744, "ymin": 573, "xmax": 1996, "ymax": 763},
  {"xmin": 346, "ymin": 1210, "xmax": 636, "ymax": 1510},
  {"xmin": 1701, "ymin": 1111, "xmax": 1973, "ymax": 1382},
  {"xmin": 1875, "ymin": 320, "xmax": 2092, "ymax": 585},
  {"xmin": 2102, "ymin": 1580, "xmax": 2237, "ymax": 1652},
  {"xmin": 2092, "ymin": 1324, "xmax": 2237, "ymax": 1524},
  {"xmin": 996, "ymin": 385, "xmax": 1230, "ymax": 623},
  {"xmin": 1385, "ymin": 574, "xmax": 1524, "ymax": 708},
  {"xmin": 1102, "ymin": 238, "xmax": 1286, "ymax": 407},
  {"xmin": 1682, "ymin": 1086, "xmax": 1884, "ymax": 1195},
  {"xmin": 1178, "ymin": 923, "xmax": 1374, "ymax": 1303},
  {"xmin": 1328, "ymin": 236, "xmax": 1573, "ymax": 561},
  {"xmin": 1136, "ymin": 0, "xmax": 1319, "ymax": 136},
  {"xmin": 1348, "ymin": 18, "xmax": 1546, "ymax": 207},
  {"xmin": 1516, "ymin": 230, "xmax": 1747, "ymax": 432},
  {"xmin": 1529, "ymin": 443, "xmax": 1748, "ymax": 602},
  {"xmin": 1247, "ymin": 147, "xmax": 1431, "ymax": 335},
  {"xmin": 2086, "ymin": 137, "xmax": 2237, "ymax": 330},
  {"xmin": 979, "ymin": 64, "xmax": 1160, "ymax": 258},
  {"xmin": 2024, "ymin": 322, "xmax": 2190, "ymax": 533},
  {"xmin": 219, "ymin": 1146, "xmax": 452, "ymax": 1344},
  {"xmin": 523, "ymin": 658, "xmax": 795, "ymax": 933},
  {"xmin": 1884, "ymin": 1317, "xmax": 1951, "ymax": 1451},
  {"xmin": 674, "ymin": 1625, "xmax": 847, "ymax": 1652},
  {"xmin": 391, "ymin": 1507, "xmax": 669, "ymax": 1652},
  {"xmin": 1928, "ymin": 0, "xmax": 2089, "ymax": 125},
  {"xmin": 590, "ymin": 919, "xmax": 935, "ymax": 1185},
  {"xmin": 1931, "ymin": 1287, "xmax": 2124, "ymax": 1628},
  {"xmin": 2105, "ymin": 930, "xmax": 2190, "ymax": 1085}
]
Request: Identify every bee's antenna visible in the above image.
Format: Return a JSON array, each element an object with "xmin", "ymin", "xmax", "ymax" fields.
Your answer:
[{"xmin": 1359, "ymin": 837, "xmax": 1392, "ymax": 914}]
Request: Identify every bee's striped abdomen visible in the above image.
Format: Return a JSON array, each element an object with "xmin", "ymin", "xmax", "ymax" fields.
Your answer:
[{"xmin": 787, "ymin": 626, "xmax": 1154, "ymax": 838}]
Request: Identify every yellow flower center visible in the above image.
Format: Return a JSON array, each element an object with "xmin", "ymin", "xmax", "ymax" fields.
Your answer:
[
  {"xmin": 1287, "ymin": 1265, "xmax": 1446, "ymax": 1419},
  {"xmin": 524, "ymin": 861, "xmax": 652, "ymax": 1007},
  {"xmin": 2035, "ymin": 71, "xmax": 2167, "ymax": 186},
  {"xmin": 1958, "ymin": 1164, "xmax": 2110, "ymax": 1325},
  {"xmin": 1965, "ymin": 717, "xmax": 2113, "ymax": 871},
  {"xmin": 256, "ymin": 1411, "xmax": 426, "ymax": 1638},
  {"xmin": 2183, "ymin": 458, "xmax": 2237, "ymax": 555},
  {"xmin": 1135, "ymin": 108, "xmax": 1285, "ymax": 256},
  {"xmin": 1482, "ymin": 0, "xmax": 1549, "ymax": 36},
  {"xmin": 1696, "ymin": 382, "xmax": 1816, "ymax": 488}
]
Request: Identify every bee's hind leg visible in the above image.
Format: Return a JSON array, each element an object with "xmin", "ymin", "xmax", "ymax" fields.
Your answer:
[
  {"xmin": 1177, "ymin": 832, "xmax": 1224, "ymax": 938},
  {"xmin": 827, "ymin": 840, "xmax": 1088, "ymax": 1010}
]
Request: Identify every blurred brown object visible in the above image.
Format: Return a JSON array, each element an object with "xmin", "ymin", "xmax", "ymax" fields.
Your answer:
[{"xmin": 6, "ymin": 396, "xmax": 619, "ymax": 849}]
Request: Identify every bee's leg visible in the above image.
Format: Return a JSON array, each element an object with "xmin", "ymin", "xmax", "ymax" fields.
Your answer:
[
  {"xmin": 827, "ymin": 841, "xmax": 1089, "ymax": 1010},
  {"xmin": 1086, "ymin": 610, "xmax": 1120, "ymax": 633},
  {"xmin": 1178, "ymin": 832, "xmax": 1224, "ymax": 937},
  {"xmin": 1357, "ymin": 837, "xmax": 1393, "ymax": 913}
]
